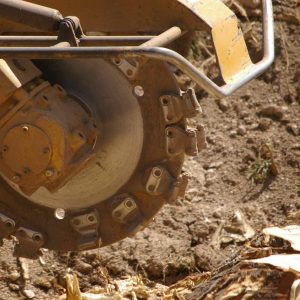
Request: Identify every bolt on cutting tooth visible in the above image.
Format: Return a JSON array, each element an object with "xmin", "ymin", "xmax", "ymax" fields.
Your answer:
[
  {"xmin": 145, "ymin": 166, "xmax": 189, "ymax": 203},
  {"xmin": 166, "ymin": 126, "xmax": 199, "ymax": 156},
  {"xmin": 160, "ymin": 89, "xmax": 202, "ymax": 124},
  {"xmin": 71, "ymin": 211, "xmax": 101, "ymax": 251},
  {"xmin": 112, "ymin": 196, "xmax": 138, "ymax": 224},
  {"xmin": 0, "ymin": 213, "xmax": 15, "ymax": 245},
  {"xmin": 14, "ymin": 227, "xmax": 44, "ymax": 259}
]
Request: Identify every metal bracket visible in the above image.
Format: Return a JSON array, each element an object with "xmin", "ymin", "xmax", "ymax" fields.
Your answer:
[
  {"xmin": 14, "ymin": 227, "xmax": 44, "ymax": 259},
  {"xmin": 71, "ymin": 211, "xmax": 101, "ymax": 251},
  {"xmin": 160, "ymin": 88, "xmax": 202, "ymax": 124},
  {"xmin": 112, "ymin": 195, "xmax": 139, "ymax": 224},
  {"xmin": 0, "ymin": 213, "xmax": 15, "ymax": 245},
  {"xmin": 145, "ymin": 166, "xmax": 189, "ymax": 203},
  {"xmin": 166, "ymin": 126, "xmax": 198, "ymax": 157},
  {"xmin": 57, "ymin": 17, "xmax": 83, "ymax": 47},
  {"xmin": 112, "ymin": 58, "xmax": 139, "ymax": 79}
]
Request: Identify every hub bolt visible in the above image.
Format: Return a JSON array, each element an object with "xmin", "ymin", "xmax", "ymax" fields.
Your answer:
[
  {"xmin": 134, "ymin": 85, "xmax": 144, "ymax": 97},
  {"xmin": 45, "ymin": 169, "xmax": 54, "ymax": 177},
  {"xmin": 23, "ymin": 167, "xmax": 31, "ymax": 175},
  {"xmin": 43, "ymin": 147, "xmax": 50, "ymax": 154},
  {"xmin": 22, "ymin": 126, "xmax": 29, "ymax": 132},
  {"xmin": 12, "ymin": 175, "xmax": 21, "ymax": 183}
]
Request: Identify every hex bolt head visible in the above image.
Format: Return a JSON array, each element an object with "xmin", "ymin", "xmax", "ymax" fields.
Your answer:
[
  {"xmin": 45, "ymin": 169, "xmax": 54, "ymax": 177},
  {"xmin": 22, "ymin": 126, "xmax": 29, "ymax": 132},
  {"xmin": 23, "ymin": 167, "xmax": 31, "ymax": 175},
  {"xmin": 54, "ymin": 208, "xmax": 65, "ymax": 220},
  {"xmin": 134, "ymin": 85, "xmax": 144, "ymax": 97},
  {"xmin": 43, "ymin": 147, "xmax": 50, "ymax": 154},
  {"xmin": 12, "ymin": 175, "xmax": 21, "ymax": 183}
]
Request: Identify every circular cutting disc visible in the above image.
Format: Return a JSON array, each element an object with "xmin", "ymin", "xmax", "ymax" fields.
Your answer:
[
  {"xmin": 0, "ymin": 58, "xmax": 190, "ymax": 254},
  {"xmin": 28, "ymin": 59, "xmax": 144, "ymax": 209}
]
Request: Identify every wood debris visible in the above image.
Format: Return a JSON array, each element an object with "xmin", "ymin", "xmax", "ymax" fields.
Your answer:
[{"xmin": 56, "ymin": 224, "xmax": 300, "ymax": 300}]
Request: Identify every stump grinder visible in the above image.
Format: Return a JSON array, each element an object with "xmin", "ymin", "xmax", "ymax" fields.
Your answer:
[{"xmin": 0, "ymin": 0, "xmax": 274, "ymax": 258}]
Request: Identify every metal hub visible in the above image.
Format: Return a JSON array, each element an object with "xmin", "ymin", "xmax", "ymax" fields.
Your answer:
[
  {"xmin": 31, "ymin": 59, "xmax": 144, "ymax": 209},
  {"xmin": 2, "ymin": 124, "xmax": 51, "ymax": 175},
  {"xmin": 0, "ymin": 79, "xmax": 99, "ymax": 197}
]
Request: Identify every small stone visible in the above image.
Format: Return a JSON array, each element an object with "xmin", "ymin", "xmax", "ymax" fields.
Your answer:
[
  {"xmin": 239, "ymin": 110, "xmax": 250, "ymax": 119},
  {"xmin": 241, "ymin": 90, "xmax": 251, "ymax": 101},
  {"xmin": 258, "ymin": 105, "xmax": 284, "ymax": 120},
  {"xmin": 258, "ymin": 119, "xmax": 272, "ymax": 131},
  {"xmin": 280, "ymin": 112, "xmax": 292, "ymax": 123},
  {"xmin": 213, "ymin": 211, "xmax": 222, "ymax": 219},
  {"xmin": 292, "ymin": 144, "xmax": 300, "ymax": 150},
  {"xmin": 205, "ymin": 172, "xmax": 216, "ymax": 187},
  {"xmin": 237, "ymin": 125, "xmax": 247, "ymax": 136},
  {"xmin": 34, "ymin": 277, "xmax": 52, "ymax": 289},
  {"xmin": 75, "ymin": 261, "xmax": 93, "ymax": 274},
  {"xmin": 193, "ymin": 244, "xmax": 223, "ymax": 271},
  {"xmin": 189, "ymin": 222, "xmax": 210, "ymax": 240},
  {"xmin": 23, "ymin": 289, "xmax": 35, "ymax": 299},
  {"xmin": 243, "ymin": 151, "xmax": 256, "ymax": 163},
  {"xmin": 8, "ymin": 271, "xmax": 20, "ymax": 282},
  {"xmin": 295, "ymin": 70, "xmax": 300, "ymax": 81},
  {"xmin": 209, "ymin": 224, "xmax": 218, "ymax": 233},
  {"xmin": 244, "ymin": 117, "xmax": 254, "ymax": 125},
  {"xmin": 18, "ymin": 257, "xmax": 30, "ymax": 280},
  {"xmin": 229, "ymin": 130, "xmax": 237, "ymax": 138},
  {"xmin": 216, "ymin": 99, "xmax": 229, "ymax": 112},
  {"xmin": 246, "ymin": 137, "xmax": 255, "ymax": 144},
  {"xmin": 208, "ymin": 161, "xmax": 223, "ymax": 169},
  {"xmin": 187, "ymin": 187, "xmax": 199, "ymax": 195},
  {"xmin": 286, "ymin": 124, "xmax": 299, "ymax": 136},
  {"xmin": 8, "ymin": 283, "xmax": 20, "ymax": 291},
  {"xmin": 185, "ymin": 187, "xmax": 199, "ymax": 201}
]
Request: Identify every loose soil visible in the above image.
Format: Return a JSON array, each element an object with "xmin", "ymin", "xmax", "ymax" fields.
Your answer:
[{"xmin": 0, "ymin": 1, "xmax": 299, "ymax": 299}]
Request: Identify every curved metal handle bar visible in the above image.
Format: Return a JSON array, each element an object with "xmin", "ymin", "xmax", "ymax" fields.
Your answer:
[
  {"xmin": 0, "ymin": 0, "xmax": 274, "ymax": 98},
  {"xmin": 141, "ymin": 0, "xmax": 275, "ymax": 97}
]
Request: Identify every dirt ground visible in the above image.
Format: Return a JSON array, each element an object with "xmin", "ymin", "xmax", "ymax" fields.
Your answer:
[{"xmin": 0, "ymin": 1, "xmax": 299, "ymax": 299}]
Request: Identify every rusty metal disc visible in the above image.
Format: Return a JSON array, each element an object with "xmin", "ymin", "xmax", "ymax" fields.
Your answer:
[
  {"xmin": 30, "ymin": 59, "xmax": 144, "ymax": 210},
  {"xmin": 0, "ymin": 57, "xmax": 197, "ymax": 256}
]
